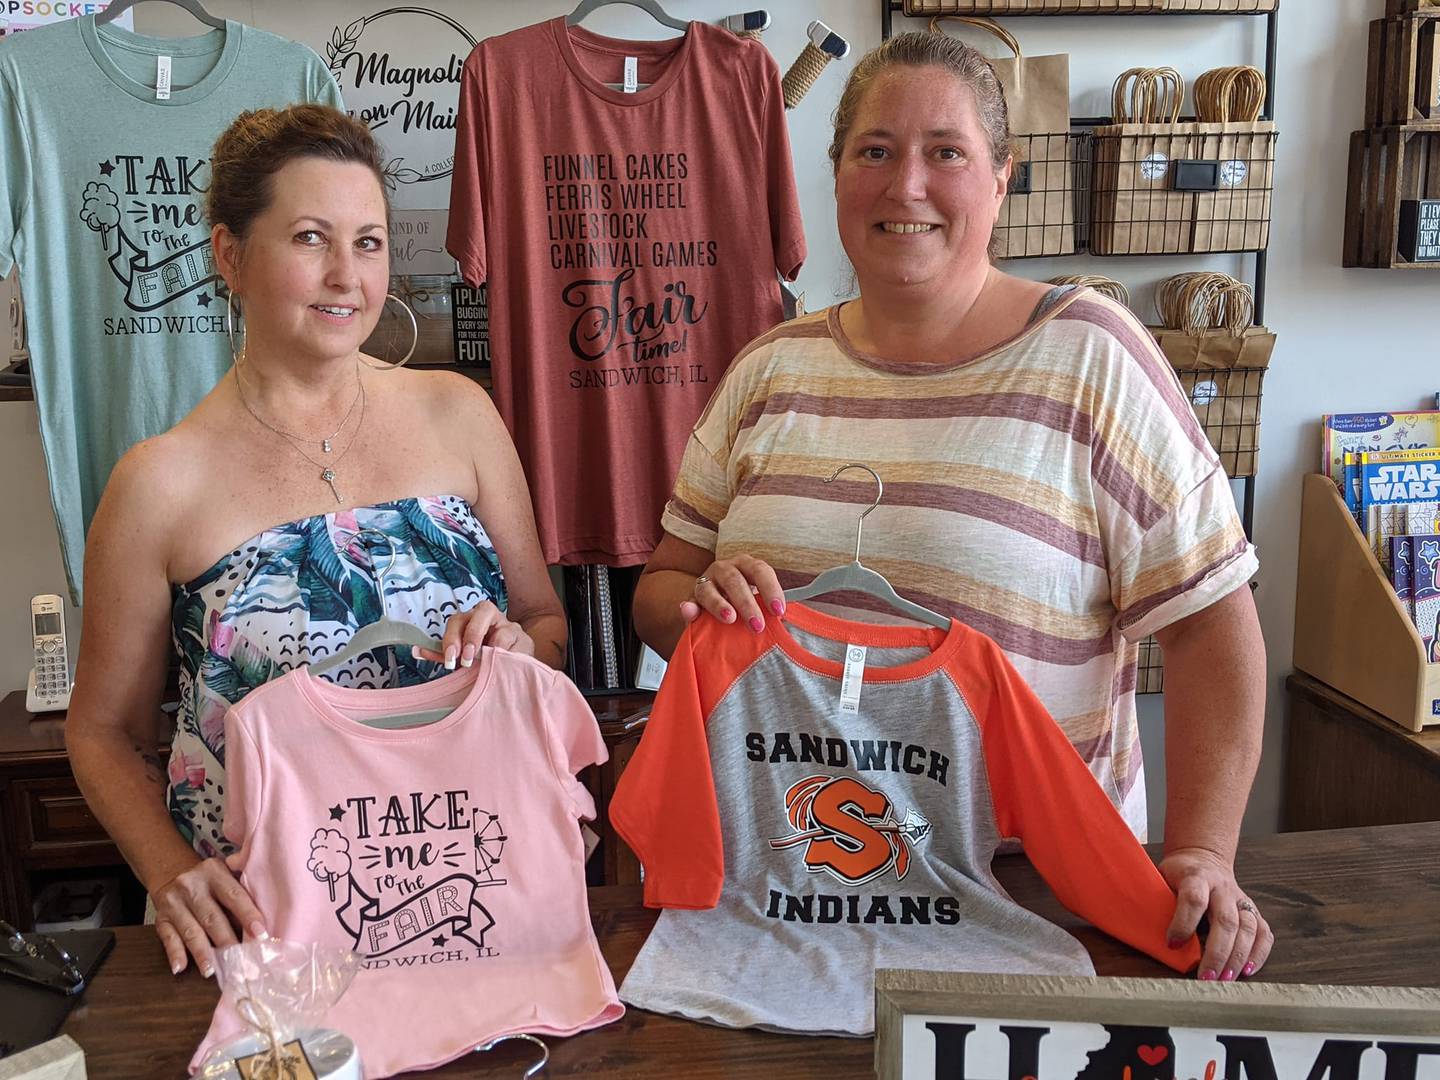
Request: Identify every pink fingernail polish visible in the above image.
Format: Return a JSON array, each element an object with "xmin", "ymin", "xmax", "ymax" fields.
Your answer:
[
  {"xmin": 1241, "ymin": 962, "xmax": 1255, "ymax": 977},
  {"xmin": 749, "ymin": 617, "xmax": 764, "ymax": 633},
  {"xmin": 721, "ymin": 608, "xmax": 735, "ymax": 623},
  {"xmin": 770, "ymin": 599, "xmax": 786, "ymax": 616},
  {"xmin": 1222, "ymin": 968, "xmax": 1236, "ymax": 982},
  {"xmin": 1199, "ymin": 969, "xmax": 1218, "ymax": 982}
]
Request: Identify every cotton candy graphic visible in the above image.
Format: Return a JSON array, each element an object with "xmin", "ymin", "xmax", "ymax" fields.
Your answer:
[
  {"xmin": 308, "ymin": 828, "xmax": 352, "ymax": 903},
  {"xmin": 79, "ymin": 181, "xmax": 120, "ymax": 245}
]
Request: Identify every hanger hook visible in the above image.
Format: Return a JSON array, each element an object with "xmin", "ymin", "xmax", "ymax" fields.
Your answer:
[
  {"xmin": 476, "ymin": 1033, "xmax": 549, "ymax": 1078},
  {"xmin": 355, "ymin": 528, "xmax": 401, "ymax": 601},
  {"xmin": 823, "ymin": 463, "xmax": 883, "ymax": 564}
]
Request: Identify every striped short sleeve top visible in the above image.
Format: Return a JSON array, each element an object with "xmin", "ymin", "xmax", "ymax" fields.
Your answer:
[{"xmin": 661, "ymin": 288, "xmax": 1257, "ymax": 837}]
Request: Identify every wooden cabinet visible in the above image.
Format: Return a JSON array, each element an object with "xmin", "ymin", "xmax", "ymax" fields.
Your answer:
[
  {"xmin": 0, "ymin": 687, "xmax": 653, "ymax": 928},
  {"xmin": 1284, "ymin": 673, "xmax": 1440, "ymax": 831},
  {"xmin": 0, "ymin": 691, "xmax": 159, "ymax": 929},
  {"xmin": 582, "ymin": 690, "xmax": 652, "ymax": 887}
]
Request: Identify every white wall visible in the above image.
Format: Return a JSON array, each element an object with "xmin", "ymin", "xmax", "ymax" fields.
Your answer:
[{"xmin": 3, "ymin": 1, "xmax": 1430, "ymax": 839}]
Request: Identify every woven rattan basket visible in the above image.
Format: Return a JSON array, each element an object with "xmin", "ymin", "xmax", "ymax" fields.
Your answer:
[{"xmin": 903, "ymin": 0, "xmax": 1276, "ymax": 12}]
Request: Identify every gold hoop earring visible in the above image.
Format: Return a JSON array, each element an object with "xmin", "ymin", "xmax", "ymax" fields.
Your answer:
[
  {"xmin": 360, "ymin": 293, "xmax": 417, "ymax": 371},
  {"xmin": 224, "ymin": 290, "xmax": 244, "ymax": 364}
]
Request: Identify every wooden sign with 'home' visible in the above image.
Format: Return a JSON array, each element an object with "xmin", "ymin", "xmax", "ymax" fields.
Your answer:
[{"xmin": 875, "ymin": 971, "xmax": 1440, "ymax": 1080}]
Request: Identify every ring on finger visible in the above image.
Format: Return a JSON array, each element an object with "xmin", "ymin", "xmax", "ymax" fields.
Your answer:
[
  {"xmin": 694, "ymin": 575, "xmax": 710, "ymax": 591},
  {"xmin": 1237, "ymin": 899, "xmax": 1257, "ymax": 915}
]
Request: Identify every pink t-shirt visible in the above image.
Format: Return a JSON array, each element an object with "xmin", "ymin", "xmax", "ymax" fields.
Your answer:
[
  {"xmin": 447, "ymin": 17, "xmax": 806, "ymax": 567},
  {"xmin": 192, "ymin": 651, "xmax": 623, "ymax": 1078}
]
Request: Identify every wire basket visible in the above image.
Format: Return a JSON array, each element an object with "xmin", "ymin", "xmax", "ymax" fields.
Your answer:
[
  {"xmin": 1164, "ymin": 0, "xmax": 1277, "ymax": 9},
  {"xmin": 1172, "ymin": 361, "xmax": 1267, "ymax": 477},
  {"xmin": 1090, "ymin": 122, "xmax": 1276, "ymax": 254},
  {"xmin": 904, "ymin": 0, "xmax": 1166, "ymax": 12},
  {"xmin": 1136, "ymin": 635, "xmax": 1164, "ymax": 695},
  {"xmin": 996, "ymin": 132, "xmax": 1089, "ymax": 258},
  {"xmin": 902, "ymin": 0, "xmax": 1272, "ymax": 11}
]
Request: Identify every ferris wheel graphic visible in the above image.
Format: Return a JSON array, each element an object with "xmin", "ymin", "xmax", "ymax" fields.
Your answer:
[{"xmin": 470, "ymin": 809, "xmax": 508, "ymax": 887}]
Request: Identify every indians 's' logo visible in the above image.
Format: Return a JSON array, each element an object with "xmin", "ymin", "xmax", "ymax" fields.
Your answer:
[{"xmin": 768, "ymin": 775, "xmax": 931, "ymax": 886}]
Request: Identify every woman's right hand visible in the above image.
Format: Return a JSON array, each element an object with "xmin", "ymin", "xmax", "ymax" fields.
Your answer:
[
  {"xmin": 681, "ymin": 554, "xmax": 787, "ymax": 633},
  {"xmin": 151, "ymin": 855, "xmax": 267, "ymax": 977}
]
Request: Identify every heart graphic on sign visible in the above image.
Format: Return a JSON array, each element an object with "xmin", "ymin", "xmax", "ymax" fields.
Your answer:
[{"xmin": 1137, "ymin": 1045, "xmax": 1169, "ymax": 1067}]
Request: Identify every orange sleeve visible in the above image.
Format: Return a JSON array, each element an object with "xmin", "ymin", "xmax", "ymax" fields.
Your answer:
[
  {"xmin": 609, "ymin": 624, "xmax": 725, "ymax": 910},
  {"xmin": 958, "ymin": 638, "xmax": 1202, "ymax": 973}
]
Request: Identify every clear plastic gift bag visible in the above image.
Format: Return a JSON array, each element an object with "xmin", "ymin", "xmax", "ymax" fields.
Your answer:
[{"xmin": 197, "ymin": 939, "xmax": 362, "ymax": 1080}]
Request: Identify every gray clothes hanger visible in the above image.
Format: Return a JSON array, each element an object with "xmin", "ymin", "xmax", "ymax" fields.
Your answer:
[
  {"xmin": 783, "ymin": 464, "xmax": 951, "ymax": 630},
  {"xmin": 566, "ymin": 0, "xmax": 688, "ymax": 33},
  {"xmin": 96, "ymin": 0, "xmax": 225, "ymax": 30},
  {"xmin": 475, "ymin": 1033, "xmax": 549, "ymax": 1077},
  {"xmin": 308, "ymin": 530, "xmax": 444, "ymax": 680}
]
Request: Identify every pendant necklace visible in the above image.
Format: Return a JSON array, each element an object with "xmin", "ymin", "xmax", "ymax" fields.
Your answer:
[{"xmin": 234, "ymin": 359, "xmax": 366, "ymax": 503}]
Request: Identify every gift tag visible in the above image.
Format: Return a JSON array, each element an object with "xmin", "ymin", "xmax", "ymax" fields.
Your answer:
[
  {"xmin": 235, "ymin": 1039, "xmax": 319, "ymax": 1080},
  {"xmin": 839, "ymin": 645, "xmax": 866, "ymax": 715}
]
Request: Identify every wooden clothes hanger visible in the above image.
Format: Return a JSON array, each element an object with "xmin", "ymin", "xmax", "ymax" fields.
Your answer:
[
  {"xmin": 566, "ymin": 0, "xmax": 688, "ymax": 33},
  {"xmin": 96, "ymin": 0, "xmax": 225, "ymax": 30},
  {"xmin": 308, "ymin": 531, "xmax": 444, "ymax": 681},
  {"xmin": 783, "ymin": 464, "xmax": 950, "ymax": 630}
]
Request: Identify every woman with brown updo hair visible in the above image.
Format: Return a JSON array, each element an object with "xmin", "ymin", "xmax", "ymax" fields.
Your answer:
[
  {"xmin": 65, "ymin": 104, "xmax": 563, "ymax": 979},
  {"xmin": 632, "ymin": 32, "xmax": 1271, "ymax": 983}
]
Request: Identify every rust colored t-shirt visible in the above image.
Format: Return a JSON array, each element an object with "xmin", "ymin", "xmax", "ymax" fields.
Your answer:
[{"xmin": 447, "ymin": 18, "xmax": 806, "ymax": 565}]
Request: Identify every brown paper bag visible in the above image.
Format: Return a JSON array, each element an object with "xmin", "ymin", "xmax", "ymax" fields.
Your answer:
[
  {"xmin": 1189, "ymin": 121, "xmax": 1277, "ymax": 252},
  {"xmin": 1150, "ymin": 326, "xmax": 1274, "ymax": 477},
  {"xmin": 1091, "ymin": 68, "xmax": 1191, "ymax": 253},
  {"xmin": 1091, "ymin": 123, "xmax": 1191, "ymax": 253},
  {"xmin": 1092, "ymin": 121, "xmax": 1276, "ymax": 254},
  {"xmin": 931, "ymin": 17, "xmax": 1073, "ymax": 257}
]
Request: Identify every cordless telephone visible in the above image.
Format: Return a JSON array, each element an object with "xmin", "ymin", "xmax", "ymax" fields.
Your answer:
[{"xmin": 26, "ymin": 593, "xmax": 71, "ymax": 713}]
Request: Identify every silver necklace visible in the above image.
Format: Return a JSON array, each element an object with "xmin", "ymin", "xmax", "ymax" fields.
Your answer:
[
  {"xmin": 233, "ymin": 360, "xmax": 366, "ymax": 504},
  {"xmin": 234, "ymin": 358, "xmax": 362, "ymax": 454}
]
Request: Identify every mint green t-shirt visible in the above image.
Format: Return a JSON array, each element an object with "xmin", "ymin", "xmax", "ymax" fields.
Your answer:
[{"xmin": 0, "ymin": 17, "xmax": 342, "ymax": 601}]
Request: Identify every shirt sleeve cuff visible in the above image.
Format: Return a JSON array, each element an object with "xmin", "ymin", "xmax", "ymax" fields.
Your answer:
[{"xmin": 1120, "ymin": 545, "xmax": 1258, "ymax": 643}]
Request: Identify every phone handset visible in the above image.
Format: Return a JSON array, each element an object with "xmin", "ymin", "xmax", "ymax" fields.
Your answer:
[{"xmin": 26, "ymin": 593, "xmax": 71, "ymax": 714}]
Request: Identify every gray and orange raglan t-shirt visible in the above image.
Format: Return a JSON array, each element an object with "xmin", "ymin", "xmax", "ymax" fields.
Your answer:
[
  {"xmin": 610, "ymin": 606, "xmax": 1200, "ymax": 1036},
  {"xmin": 659, "ymin": 289, "xmax": 1259, "ymax": 839}
]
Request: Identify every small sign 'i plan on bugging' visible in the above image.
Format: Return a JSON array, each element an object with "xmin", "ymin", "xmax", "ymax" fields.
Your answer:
[{"xmin": 1399, "ymin": 200, "xmax": 1440, "ymax": 262}]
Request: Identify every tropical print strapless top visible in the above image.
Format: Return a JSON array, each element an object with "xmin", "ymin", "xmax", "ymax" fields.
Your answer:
[{"xmin": 167, "ymin": 495, "xmax": 506, "ymax": 856}]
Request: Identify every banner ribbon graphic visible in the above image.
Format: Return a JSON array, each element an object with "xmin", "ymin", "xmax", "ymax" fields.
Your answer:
[
  {"xmin": 335, "ymin": 873, "xmax": 495, "ymax": 956},
  {"xmin": 107, "ymin": 229, "xmax": 217, "ymax": 311}
]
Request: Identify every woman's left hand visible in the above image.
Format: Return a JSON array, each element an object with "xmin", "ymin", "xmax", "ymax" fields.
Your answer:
[
  {"xmin": 1160, "ymin": 846, "xmax": 1272, "ymax": 982},
  {"xmin": 413, "ymin": 600, "xmax": 534, "ymax": 668}
]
